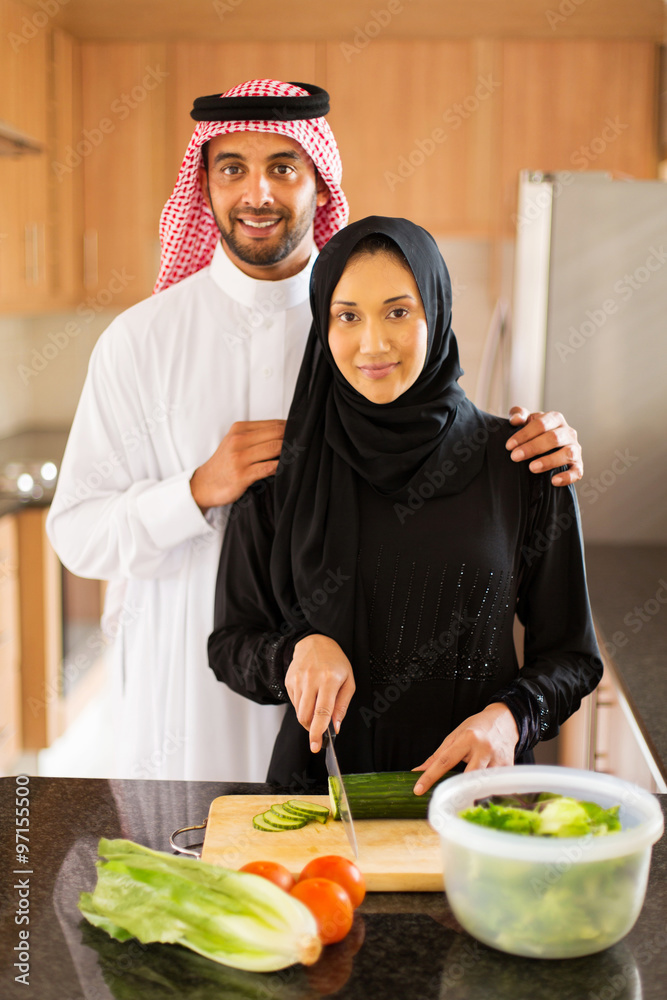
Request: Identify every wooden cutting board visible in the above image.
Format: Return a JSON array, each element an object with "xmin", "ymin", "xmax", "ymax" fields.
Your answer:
[{"xmin": 200, "ymin": 794, "xmax": 444, "ymax": 892}]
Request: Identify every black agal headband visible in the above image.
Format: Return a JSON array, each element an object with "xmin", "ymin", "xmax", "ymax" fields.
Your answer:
[{"xmin": 190, "ymin": 83, "xmax": 330, "ymax": 122}]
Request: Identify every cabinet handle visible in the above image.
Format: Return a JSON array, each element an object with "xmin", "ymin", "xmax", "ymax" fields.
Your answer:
[
  {"xmin": 24, "ymin": 222, "xmax": 45, "ymax": 286},
  {"xmin": 84, "ymin": 229, "xmax": 98, "ymax": 289},
  {"xmin": 36, "ymin": 222, "xmax": 45, "ymax": 286},
  {"xmin": 24, "ymin": 224, "xmax": 35, "ymax": 284}
]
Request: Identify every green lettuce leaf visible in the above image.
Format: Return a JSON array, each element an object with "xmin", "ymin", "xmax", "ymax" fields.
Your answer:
[{"xmin": 460, "ymin": 793, "xmax": 622, "ymax": 837}]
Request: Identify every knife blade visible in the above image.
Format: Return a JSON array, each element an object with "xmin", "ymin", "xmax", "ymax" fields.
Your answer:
[{"xmin": 323, "ymin": 721, "xmax": 358, "ymax": 858}]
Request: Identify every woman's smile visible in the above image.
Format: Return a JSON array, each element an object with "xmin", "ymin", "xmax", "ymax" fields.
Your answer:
[{"xmin": 358, "ymin": 361, "xmax": 400, "ymax": 379}]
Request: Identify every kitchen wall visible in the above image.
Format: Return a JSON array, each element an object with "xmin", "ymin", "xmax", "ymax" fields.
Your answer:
[
  {"xmin": 0, "ymin": 316, "xmax": 33, "ymax": 437},
  {"xmin": 0, "ymin": 310, "xmax": 118, "ymax": 437}
]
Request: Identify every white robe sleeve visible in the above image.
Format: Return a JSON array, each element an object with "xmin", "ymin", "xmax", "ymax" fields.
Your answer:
[{"xmin": 46, "ymin": 316, "xmax": 216, "ymax": 581}]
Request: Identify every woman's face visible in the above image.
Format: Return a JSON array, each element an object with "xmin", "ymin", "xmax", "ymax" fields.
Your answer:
[{"xmin": 328, "ymin": 252, "xmax": 428, "ymax": 404}]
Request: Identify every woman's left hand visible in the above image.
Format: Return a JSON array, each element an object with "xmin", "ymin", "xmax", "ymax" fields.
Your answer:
[{"xmin": 411, "ymin": 703, "xmax": 519, "ymax": 795}]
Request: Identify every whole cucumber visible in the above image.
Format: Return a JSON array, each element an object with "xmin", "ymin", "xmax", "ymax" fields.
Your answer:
[{"xmin": 329, "ymin": 770, "xmax": 455, "ymax": 820}]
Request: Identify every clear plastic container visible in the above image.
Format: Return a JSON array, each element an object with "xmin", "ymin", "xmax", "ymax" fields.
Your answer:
[{"xmin": 428, "ymin": 765, "xmax": 664, "ymax": 959}]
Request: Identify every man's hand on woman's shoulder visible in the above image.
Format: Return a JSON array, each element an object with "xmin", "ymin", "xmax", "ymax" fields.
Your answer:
[{"xmin": 505, "ymin": 407, "xmax": 583, "ymax": 486}]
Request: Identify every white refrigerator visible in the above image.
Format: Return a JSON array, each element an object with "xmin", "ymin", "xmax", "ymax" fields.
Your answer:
[{"xmin": 509, "ymin": 170, "xmax": 667, "ymax": 544}]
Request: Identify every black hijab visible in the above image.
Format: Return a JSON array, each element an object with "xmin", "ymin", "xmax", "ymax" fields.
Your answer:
[{"xmin": 268, "ymin": 217, "xmax": 488, "ymax": 767}]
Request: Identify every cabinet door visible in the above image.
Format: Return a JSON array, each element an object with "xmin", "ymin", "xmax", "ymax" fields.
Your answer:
[
  {"xmin": 559, "ymin": 660, "xmax": 663, "ymax": 793},
  {"xmin": 0, "ymin": 0, "xmax": 48, "ymax": 143},
  {"xmin": 80, "ymin": 43, "xmax": 169, "ymax": 305},
  {"xmin": 593, "ymin": 665, "xmax": 662, "ymax": 792},
  {"xmin": 499, "ymin": 40, "xmax": 657, "ymax": 232},
  {"xmin": 0, "ymin": 515, "xmax": 22, "ymax": 771},
  {"xmin": 0, "ymin": 0, "xmax": 52, "ymax": 310},
  {"xmin": 51, "ymin": 27, "xmax": 84, "ymax": 305},
  {"xmin": 16, "ymin": 507, "xmax": 60, "ymax": 750},
  {"xmin": 324, "ymin": 39, "xmax": 502, "ymax": 235}
]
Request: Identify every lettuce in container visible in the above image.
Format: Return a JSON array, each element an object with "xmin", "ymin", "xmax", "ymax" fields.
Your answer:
[
  {"xmin": 460, "ymin": 792, "xmax": 621, "ymax": 838},
  {"xmin": 428, "ymin": 766, "xmax": 664, "ymax": 959}
]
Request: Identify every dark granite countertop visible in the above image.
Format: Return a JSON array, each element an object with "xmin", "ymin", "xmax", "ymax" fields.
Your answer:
[
  {"xmin": 586, "ymin": 545, "xmax": 667, "ymax": 782},
  {"xmin": 0, "ymin": 776, "xmax": 665, "ymax": 1000}
]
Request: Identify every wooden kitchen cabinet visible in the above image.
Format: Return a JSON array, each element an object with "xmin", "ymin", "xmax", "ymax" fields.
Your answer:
[
  {"xmin": 325, "ymin": 38, "xmax": 657, "ymax": 235},
  {"xmin": 0, "ymin": 0, "xmax": 51, "ymax": 310},
  {"xmin": 498, "ymin": 40, "xmax": 658, "ymax": 230},
  {"xmin": 16, "ymin": 507, "xmax": 61, "ymax": 750},
  {"xmin": 51, "ymin": 27, "xmax": 84, "ymax": 306},
  {"xmin": 80, "ymin": 43, "xmax": 170, "ymax": 304},
  {"xmin": 592, "ymin": 662, "xmax": 663, "ymax": 792},
  {"xmin": 0, "ymin": 1, "xmax": 85, "ymax": 311},
  {"xmin": 0, "ymin": 514, "xmax": 22, "ymax": 772},
  {"xmin": 325, "ymin": 39, "xmax": 503, "ymax": 235},
  {"xmin": 15, "ymin": 507, "xmax": 108, "ymax": 755},
  {"xmin": 0, "ymin": 0, "xmax": 49, "ymax": 144}
]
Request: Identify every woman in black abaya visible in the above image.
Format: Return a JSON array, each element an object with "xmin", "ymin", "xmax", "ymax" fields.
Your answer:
[{"xmin": 208, "ymin": 217, "xmax": 602, "ymax": 792}]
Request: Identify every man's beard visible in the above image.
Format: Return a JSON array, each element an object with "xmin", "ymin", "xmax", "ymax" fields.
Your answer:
[{"xmin": 209, "ymin": 191, "xmax": 317, "ymax": 268}]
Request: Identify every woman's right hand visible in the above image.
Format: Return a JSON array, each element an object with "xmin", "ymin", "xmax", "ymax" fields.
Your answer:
[{"xmin": 286, "ymin": 635, "xmax": 356, "ymax": 753}]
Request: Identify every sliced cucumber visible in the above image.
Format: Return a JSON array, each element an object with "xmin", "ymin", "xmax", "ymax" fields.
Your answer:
[
  {"xmin": 282, "ymin": 800, "xmax": 330, "ymax": 824},
  {"xmin": 252, "ymin": 801, "xmax": 329, "ymax": 832},
  {"xmin": 281, "ymin": 802, "xmax": 309, "ymax": 819},
  {"xmin": 263, "ymin": 809, "xmax": 308, "ymax": 830},
  {"xmin": 266, "ymin": 804, "xmax": 299, "ymax": 821},
  {"xmin": 253, "ymin": 812, "xmax": 287, "ymax": 832}
]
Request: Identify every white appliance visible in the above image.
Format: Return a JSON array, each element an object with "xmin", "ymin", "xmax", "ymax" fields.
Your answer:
[{"xmin": 508, "ymin": 170, "xmax": 667, "ymax": 544}]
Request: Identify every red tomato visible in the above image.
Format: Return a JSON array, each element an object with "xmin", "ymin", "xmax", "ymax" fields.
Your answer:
[
  {"xmin": 299, "ymin": 855, "xmax": 366, "ymax": 909},
  {"xmin": 290, "ymin": 877, "xmax": 354, "ymax": 945},
  {"xmin": 239, "ymin": 861, "xmax": 295, "ymax": 892}
]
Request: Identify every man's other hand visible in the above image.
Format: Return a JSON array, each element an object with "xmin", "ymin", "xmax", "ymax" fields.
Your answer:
[{"xmin": 190, "ymin": 419, "xmax": 285, "ymax": 512}]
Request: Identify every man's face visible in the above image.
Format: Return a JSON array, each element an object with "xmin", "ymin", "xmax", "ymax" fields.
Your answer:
[{"xmin": 199, "ymin": 131, "xmax": 330, "ymax": 279}]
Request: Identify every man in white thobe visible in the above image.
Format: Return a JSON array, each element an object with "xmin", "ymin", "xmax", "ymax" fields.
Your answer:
[{"xmin": 47, "ymin": 80, "xmax": 583, "ymax": 781}]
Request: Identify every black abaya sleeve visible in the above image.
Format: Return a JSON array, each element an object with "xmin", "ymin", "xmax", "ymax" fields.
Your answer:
[
  {"xmin": 208, "ymin": 479, "xmax": 310, "ymax": 705},
  {"xmin": 492, "ymin": 476, "xmax": 603, "ymax": 754}
]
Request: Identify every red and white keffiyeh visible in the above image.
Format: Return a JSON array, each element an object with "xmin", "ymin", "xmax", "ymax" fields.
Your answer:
[{"xmin": 153, "ymin": 79, "xmax": 348, "ymax": 294}]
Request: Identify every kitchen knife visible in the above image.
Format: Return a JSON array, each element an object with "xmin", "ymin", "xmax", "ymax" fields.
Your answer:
[{"xmin": 323, "ymin": 721, "xmax": 359, "ymax": 858}]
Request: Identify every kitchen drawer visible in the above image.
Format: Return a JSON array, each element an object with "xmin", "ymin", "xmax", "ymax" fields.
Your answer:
[
  {"xmin": 0, "ymin": 529, "xmax": 20, "ymax": 654},
  {"xmin": 593, "ymin": 663, "xmax": 662, "ymax": 793},
  {"xmin": 0, "ymin": 572, "xmax": 20, "ymax": 647},
  {"xmin": 0, "ymin": 654, "xmax": 21, "ymax": 770},
  {"xmin": 0, "ymin": 514, "xmax": 19, "ymax": 573},
  {"xmin": 0, "ymin": 514, "xmax": 20, "ymax": 644},
  {"xmin": 0, "ymin": 622, "xmax": 19, "ymax": 667}
]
